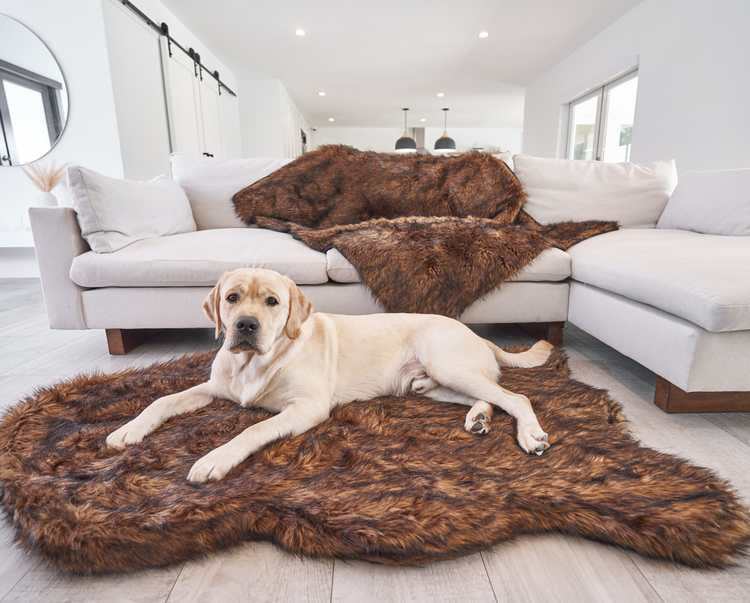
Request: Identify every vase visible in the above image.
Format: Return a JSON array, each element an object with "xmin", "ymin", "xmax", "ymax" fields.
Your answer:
[{"xmin": 36, "ymin": 191, "xmax": 58, "ymax": 207}]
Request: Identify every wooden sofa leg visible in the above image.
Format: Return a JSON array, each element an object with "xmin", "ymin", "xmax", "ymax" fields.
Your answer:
[
  {"xmin": 105, "ymin": 329, "xmax": 154, "ymax": 355},
  {"xmin": 654, "ymin": 376, "xmax": 750, "ymax": 412},
  {"xmin": 517, "ymin": 321, "xmax": 565, "ymax": 347}
]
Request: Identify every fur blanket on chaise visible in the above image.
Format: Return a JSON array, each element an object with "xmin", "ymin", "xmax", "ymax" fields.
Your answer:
[{"xmin": 233, "ymin": 146, "xmax": 618, "ymax": 317}]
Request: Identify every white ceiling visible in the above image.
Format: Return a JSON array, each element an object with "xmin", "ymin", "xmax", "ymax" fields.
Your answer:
[{"xmin": 159, "ymin": 0, "xmax": 644, "ymax": 129}]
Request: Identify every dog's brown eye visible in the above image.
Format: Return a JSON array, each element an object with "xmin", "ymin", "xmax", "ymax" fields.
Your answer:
[
  {"xmin": 267, "ymin": 297, "xmax": 278, "ymax": 306},
  {"xmin": 226, "ymin": 294, "xmax": 238, "ymax": 303}
]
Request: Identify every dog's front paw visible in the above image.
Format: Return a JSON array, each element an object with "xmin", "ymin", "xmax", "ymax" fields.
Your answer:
[
  {"xmin": 106, "ymin": 420, "xmax": 149, "ymax": 449},
  {"xmin": 187, "ymin": 446, "xmax": 240, "ymax": 483},
  {"xmin": 517, "ymin": 422, "xmax": 550, "ymax": 456}
]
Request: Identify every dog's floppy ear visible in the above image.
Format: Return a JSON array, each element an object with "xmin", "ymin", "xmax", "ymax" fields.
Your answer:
[
  {"xmin": 285, "ymin": 282, "xmax": 313, "ymax": 340},
  {"xmin": 202, "ymin": 277, "xmax": 225, "ymax": 339}
]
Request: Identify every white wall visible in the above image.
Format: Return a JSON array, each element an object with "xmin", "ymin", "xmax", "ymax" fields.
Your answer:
[
  {"xmin": 238, "ymin": 79, "xmax": 309, "ymax": 159},
  {"xmin": 221, "ymin": 91, "xmax": 242, "ymax": 159},
  {"xmin": 0, "ymin": 0, "xmax": 124, "ymax": 277},
  {"xmin": 312, "ymin": 128, "xmax": 397, "ymax": 153},
  {"xmin": 238, "ymin": 80, "xmax": 284, "ymax": 158},
  {"xmin": 280, "ymin": 84, "xmax": 311, "ymax": 159},
  {"xmin": 522, "ymin": 0, "xmax": 750, "ymax": 173},
  {"xmin": 312, "ymin": 127, "xmax": 523, "ymax": 154}
]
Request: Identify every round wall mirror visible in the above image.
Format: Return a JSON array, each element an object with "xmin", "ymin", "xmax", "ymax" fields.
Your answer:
[{"xmin": 0, "ymin": 14, "xmax": 68, "ymax": 167}]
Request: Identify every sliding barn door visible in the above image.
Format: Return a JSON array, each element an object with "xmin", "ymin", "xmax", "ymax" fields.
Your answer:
[
  {"xmin": 198, "ymin": 76, "xmax": 223, "ymax": 158},
  {"xmin": 101, "ymin": 0, "xmax": 172, "ymax": 179},
  {"xmin": 160, "ymin": 37, "xmax": 202, "ymax": 155}
]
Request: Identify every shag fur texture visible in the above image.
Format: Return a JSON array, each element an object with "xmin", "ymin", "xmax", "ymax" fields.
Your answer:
[
  {"xmin": 233, "ymin": 146, "xmax": 617, "ymax": 316},
  {"xmin": 258, "ymin": 215, "xmax": 617, "ymax": 317},
  {"xmin": 233, "ymin": 145, "xmax": 527, "ymax": 228},
  {"xmin": 1, "ymin": 348, "xmax": 748, "ymax": 574}
]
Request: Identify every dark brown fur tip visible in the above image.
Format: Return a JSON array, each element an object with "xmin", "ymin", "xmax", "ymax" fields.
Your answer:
[{"xmin": 1, "ymin": 347, "xmax": 748, "ymax": 574}]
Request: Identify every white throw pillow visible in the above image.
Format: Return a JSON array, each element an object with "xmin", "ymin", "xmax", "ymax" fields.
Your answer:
[
  {"xmin": 657, "ymin": 169, "xmax": 750, "ymax": 236},
  {"xmin": 513, "ymin": 155, "xmax": 678, "ymax": 229},
  {"xmin": 68, "ymin": 166, "xmax": 196, "ymax": 254},
  {"xmin": 492, "ymin": 151, "xmax": 514, "ymax": 171},
  {"xmin": 170, "ymin": 153, "xmax": 292, "ymax": 230}
]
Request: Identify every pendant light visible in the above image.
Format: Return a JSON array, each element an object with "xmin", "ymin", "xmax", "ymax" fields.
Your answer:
[
  {"xmin": 395, "ymin": 108, "xmax": 417, "ymax": 153},
  {"xmin": 434, "ymin": 108, "xmax": 456, "ymax": 153}
]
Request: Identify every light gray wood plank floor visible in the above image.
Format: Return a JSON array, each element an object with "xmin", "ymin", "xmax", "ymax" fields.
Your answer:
[{"xmin": 0, "ymin": 278, "xmax": 748, "ymax": 603}]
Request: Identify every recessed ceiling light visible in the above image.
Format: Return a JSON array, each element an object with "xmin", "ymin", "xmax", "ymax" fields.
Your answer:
[
  {"xmin": 295, "ymin": 29, "xmax": 305, "ymax": 36},
  {"xmin": 479, "ymin": 31, "xmax": 489, "ymax": 38},
  {"xmin": 328, "ymin": 118, "xmax": 335, "ymax": 122},
  {"xmin": 437, "ymin": 92, "xmax": 444, "ymax": 97},
  {"xmin": 318, "ymin": 92, "xmax": 326, "ymax": 96},
  {"xmin": 420, "ymin": 118, "xmax": 426, "ymax": 122}
]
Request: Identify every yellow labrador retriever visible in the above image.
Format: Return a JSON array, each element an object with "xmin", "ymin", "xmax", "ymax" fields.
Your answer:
[{"xmin": 107, "ymin": 268, "xmax": 552, "ymax": 482}]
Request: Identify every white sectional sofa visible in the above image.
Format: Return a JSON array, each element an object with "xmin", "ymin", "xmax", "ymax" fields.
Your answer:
[
  {"xmin": 29, "ymin": 210, "xmax": 571, "ymax": 340},
  {"xmin": 28, "ymin": 153, "xmax": 750, "ymax": 413}
]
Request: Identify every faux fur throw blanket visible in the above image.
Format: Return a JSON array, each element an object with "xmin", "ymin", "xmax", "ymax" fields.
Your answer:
[{"xmin": 233, "ymin": 146, "xmax": 618, "ymax": 317}]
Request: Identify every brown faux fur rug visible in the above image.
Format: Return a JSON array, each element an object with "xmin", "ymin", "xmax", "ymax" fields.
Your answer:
[
  {"xmin": 233, "ymin": 146, "xmax": 617, "ymax": 316},
  {"xmin": 1, "ymin": 348, "xmax": 749, "ymax": 574}
]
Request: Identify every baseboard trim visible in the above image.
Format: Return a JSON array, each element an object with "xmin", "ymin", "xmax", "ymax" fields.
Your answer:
[{"xmin": 654, "ymin": 376, "xmax": 750, "ymax": 413}]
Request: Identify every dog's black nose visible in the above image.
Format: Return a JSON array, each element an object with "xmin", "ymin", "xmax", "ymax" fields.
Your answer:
[{"xmin": 234, "ymin": 316, "xmax": 260, "ymax": 332}]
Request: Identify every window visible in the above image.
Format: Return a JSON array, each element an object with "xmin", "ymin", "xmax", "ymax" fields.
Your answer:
[
  {"xmin": 0, "ymin": 59, "xmax": 66, "ymax": 166},
  {"xmin": 566, "ymin": 70, "xmax": 638, "ymax": 162}
]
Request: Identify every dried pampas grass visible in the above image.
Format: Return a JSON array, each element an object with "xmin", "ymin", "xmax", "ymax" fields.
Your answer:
[{"xmin": 22, "ymin": 160, "xmax": 68, "ymax": 192}]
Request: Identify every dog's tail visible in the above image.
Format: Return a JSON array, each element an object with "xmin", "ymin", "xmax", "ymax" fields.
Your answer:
[{"xmin": 483, "ymin": 338, "xmax": 553, "ymax": 368}]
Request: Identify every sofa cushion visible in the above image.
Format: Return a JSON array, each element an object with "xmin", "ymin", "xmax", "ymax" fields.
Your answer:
[
  {"xmin": 70, "ymin": 229, "xmax": 329, "ymax": 287},
  {"xmin": 567, "ymin": 229, "xmax": 750, "ymax": 332},
  {"xmin": 325, "ymin": 247, "xmax": 571, "ymax": 284},
  {"xmin": 513, "ymin": 155, "xmax": 678, "ymax": 229},
  {"xmin": 67, "ymin": 166, "xmax": 196, "ymax": 253},
  {"xmin": 170, "ymin": 153, "xmax": 292, "ymax": 230},
  {"xmin": 657, "ymin": 169, "xmax": 750, "ymax": 236}
]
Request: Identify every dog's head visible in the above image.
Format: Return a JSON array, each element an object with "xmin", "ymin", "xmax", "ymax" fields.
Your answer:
[{"xmin": 203, "ymin": 268, "xmax": 313, "ymax": 355}]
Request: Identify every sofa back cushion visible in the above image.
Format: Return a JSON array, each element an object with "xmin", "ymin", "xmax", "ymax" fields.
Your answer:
[
  {"xmin": 513, "ymin": 155, "xmax": 678, "ymax": 229},
  {"xmin": 67, "ymin": 166, "xmax": 196, "ymax": 254},
  {"xmin": 657, "ymin": 169, "xmax": 750, "ymax": 236},
  {"xmin": 170, "ymin": 153, "xmax": 292, "ymax": 230}
]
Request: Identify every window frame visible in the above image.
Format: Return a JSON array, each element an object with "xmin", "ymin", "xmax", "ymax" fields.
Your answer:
[{"xmin": 565, "ymin": 68, "xmax": 638, "ymax": 162}]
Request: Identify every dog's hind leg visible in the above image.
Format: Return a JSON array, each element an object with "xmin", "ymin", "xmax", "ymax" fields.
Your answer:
[
  {"xmin": 459, "ymin": 375, "xmax": 548, "ymax": 455},
  {"xmin": 424, "ymin": 369, "xmax": 548, "ymax": 455},
  {"xmin": 410, "ymin": 375, "xmax": 438, "ymax": 395},
  {"xmin": 466, "ymin": 400, "xmax": 494, "ymax": 435},
  {"xmin": 421, "ymin": 386, "xmax": 494, "ymax": 436}
]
